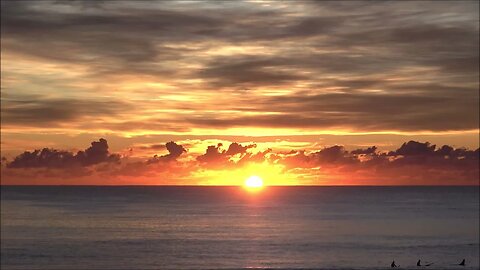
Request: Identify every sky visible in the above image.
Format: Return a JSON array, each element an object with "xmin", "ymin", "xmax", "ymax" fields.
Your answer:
[{"xmin": 1, "ymin": 0, "xmax": 479, "ymax": 185}]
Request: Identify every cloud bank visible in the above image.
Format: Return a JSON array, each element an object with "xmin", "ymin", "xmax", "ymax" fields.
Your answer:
[
  {"xmin": 7, "ymin": 138, "xmax": 120, "ymax": 168},
  {"xmin": 2, "ymin": 139, "xmax": 478, "ymax": 185}
]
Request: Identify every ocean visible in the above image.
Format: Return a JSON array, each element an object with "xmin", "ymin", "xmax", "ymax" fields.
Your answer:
[{"xmin": 1, "ymin": 186, "xmax": 479, "ymax": 270}]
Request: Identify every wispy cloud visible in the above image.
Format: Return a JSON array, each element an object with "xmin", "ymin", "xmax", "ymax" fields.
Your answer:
[{"xmin": 2, "ymin": 0, "xmax": 478, "ymax": 134}]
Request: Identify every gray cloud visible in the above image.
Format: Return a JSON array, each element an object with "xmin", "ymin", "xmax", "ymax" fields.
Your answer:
[
  {"xmin": 225, "ymin": 142, "xmax": 256, "ymax": 156},
  {"xmin": 198, "ymin": 57, "xmax": 309, "ymax": 88},
  {"xmin": 351, "ymin": 146, "xmax": 377, "ymax": 155},
  {"xmin": 183, "ymin": 86, "xmax": 479, "ymax": 131},
  {"xmin": 196, "ymin": 142, "xmax": 258, "ymax": 167},
  {"xmin": 276, "ymin": 140, "xmax": 479, "ymax": 183},
  {"xmin": 1, "ymin": 0, "xmax": 478, "ymax": 133},
  {"xmin": 7, "ymin": 138, "xmax": 120, "ymax": 168},
  {"xmin": 147, "ymin": 141, "xmax": 187, "ymax": 163},
  {"xmin": 1, "ymin": 94, "xmax": 129, "ymax": 126}
]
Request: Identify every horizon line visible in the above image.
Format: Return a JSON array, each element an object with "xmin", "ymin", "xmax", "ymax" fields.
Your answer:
[{"xmin": 1, "ymin": 184, "xmax": 479, "ymax": 187}]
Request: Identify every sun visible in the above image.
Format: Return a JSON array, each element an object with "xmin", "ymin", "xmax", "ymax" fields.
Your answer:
[{"xmin": 244, "ymin": 175, "xmax": 264, "ymax": 189}]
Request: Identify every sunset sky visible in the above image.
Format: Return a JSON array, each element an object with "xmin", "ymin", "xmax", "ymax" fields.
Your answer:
[{"xmin": 1, "ymin": 1, "xmax": 479, "ymax": 185}]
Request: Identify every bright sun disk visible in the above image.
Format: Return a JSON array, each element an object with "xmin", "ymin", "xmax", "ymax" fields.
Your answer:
[{"xmin": 245, "ymin": 175, "xmax": 263, "ymax": 188}]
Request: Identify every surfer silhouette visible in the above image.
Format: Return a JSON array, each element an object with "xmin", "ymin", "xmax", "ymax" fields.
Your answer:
[
  {"xmin": 391, "ymin": 260, "xmax": 399, "ymax": 268},
  {"xmin": 459, "ymin": 259, "xmax": 465, "ymax": 266}
]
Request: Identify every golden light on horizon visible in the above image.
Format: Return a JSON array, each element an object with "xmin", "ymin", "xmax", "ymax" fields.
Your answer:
[
  {"xmin": 194, "ymin": 162, "xmax": 299, "ymax": 186},
  {"xmin": 245, "ymin": 175, "xmax": 263, "ymax": 188}
]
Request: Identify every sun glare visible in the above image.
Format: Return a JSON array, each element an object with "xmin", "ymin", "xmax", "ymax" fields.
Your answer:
[{"xmin": 244, "ymin": 175, "xmax": 264, "ymax": 189}]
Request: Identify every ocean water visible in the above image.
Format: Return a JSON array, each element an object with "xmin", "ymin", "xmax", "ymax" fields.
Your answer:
[{"xmin": 1, "ymin": 186, "xmax": 479, "ymax": 270}]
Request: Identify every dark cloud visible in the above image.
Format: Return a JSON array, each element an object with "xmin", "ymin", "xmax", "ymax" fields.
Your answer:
[
  {"xmin": 225, "ymin": 142, "xmax": 256, "ymax": 156},
  {"xmin": 196, "ymin": 143, "xmax": 228, "ymax": 165},
  {"xmin": 310, "ymin": 145, "xmax": 355, "ymax": 164},
  {"xmin": 198, "ymin": 57, "xmax": 308, "ymax": 88},
  {"xmin": 165, "ymin": 141, "xmax": 187, "ymax": 159},
  {"xmin": 381, "ymin": 142, "xmax": 479, "ymax": 172},
  {"xmin": 275, "ymin": 140, "xmax": 479, "ymax": 183},
  {"xmin": 137, "ymin": 144, "xmax": 166, "ymax": 150},
  {"xmin": 7, "ymin": 149, "xmax": 76, "ymax": 169},
  {"xmin": 351, "ymin": 146, "xmax": 377, "ymax": 155},
  {"xmin": 1, "ymin": 94, "xmax": 129, "ymax": 127},
  {"xmin": 272, "ymin": 145, "xmax": 358, "ymax": 169},
  {"xmin": 1, "ymin": 0, "xmax": 478, "ymax": 133},
  {"xmin": 436, "ymin": 145, "xmax": 454, "ymax": 157},
  {"xmin": 390, "ymin": 141, "xmax": 436, "ymax": 156},
  {"xmin": 184, "ymin": 88, "xmax": 479, "ymax": 131},
  {"xmin": 196, "ymin": 142, "xmax": 258, "ymax": 167},
  {"xmin": 76, "ymin": 138, "xmax": 120, "ymax": 166},
  {"xmin": 147, "ymin": 141, "xmax": 187, "ymax": 163},
  {"xmin": 3, "ymin": 138, "xmax": 478, "ymax": 184},
  {"xmin": 7, "ymin": 138, "xmax": 120, "ymax": 168}
]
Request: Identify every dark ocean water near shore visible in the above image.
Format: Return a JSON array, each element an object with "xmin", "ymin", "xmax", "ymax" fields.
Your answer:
[{"xmin": 1, "ymin": 186, "xmax": 479, "ymax": 270}]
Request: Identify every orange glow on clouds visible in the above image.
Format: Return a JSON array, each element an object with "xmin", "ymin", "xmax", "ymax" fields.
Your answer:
[{"xmin": 1, "ymin": 1, "xmax": 478, "ymax": 186}]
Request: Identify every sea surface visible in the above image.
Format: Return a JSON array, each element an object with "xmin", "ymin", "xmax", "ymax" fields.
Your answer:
[{"xmin": 1, "ymin": 186, "xmax": 479, "ymax": 270}]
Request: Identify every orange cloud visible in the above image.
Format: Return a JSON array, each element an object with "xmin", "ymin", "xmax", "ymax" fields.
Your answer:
[{"xmin": 1, "ymin": 139, "xmax": 478, "ymax": 186}]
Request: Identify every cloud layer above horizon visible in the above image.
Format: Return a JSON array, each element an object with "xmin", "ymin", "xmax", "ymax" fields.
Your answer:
[{"xmin": 2, "ymin": 138, "xmax": 478, "ymax": 185}]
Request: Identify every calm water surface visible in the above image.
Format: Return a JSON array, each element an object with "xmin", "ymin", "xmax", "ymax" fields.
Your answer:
[{"xmin": 1, "ymin": 186, "xmax": 479, "ymax": 269}]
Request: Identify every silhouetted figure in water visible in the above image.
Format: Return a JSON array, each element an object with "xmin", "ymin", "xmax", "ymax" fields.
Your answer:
[
  {"xmin": 417, "ymin": 260, "xmax": 433, "ymax": 267},
  {"xmin": 391, "ymin": 260, "xmax": 399, "ymax": 268},
  {"xmin": 459, "ymin": 259, "xmax": 465, "ymax": 266}
]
